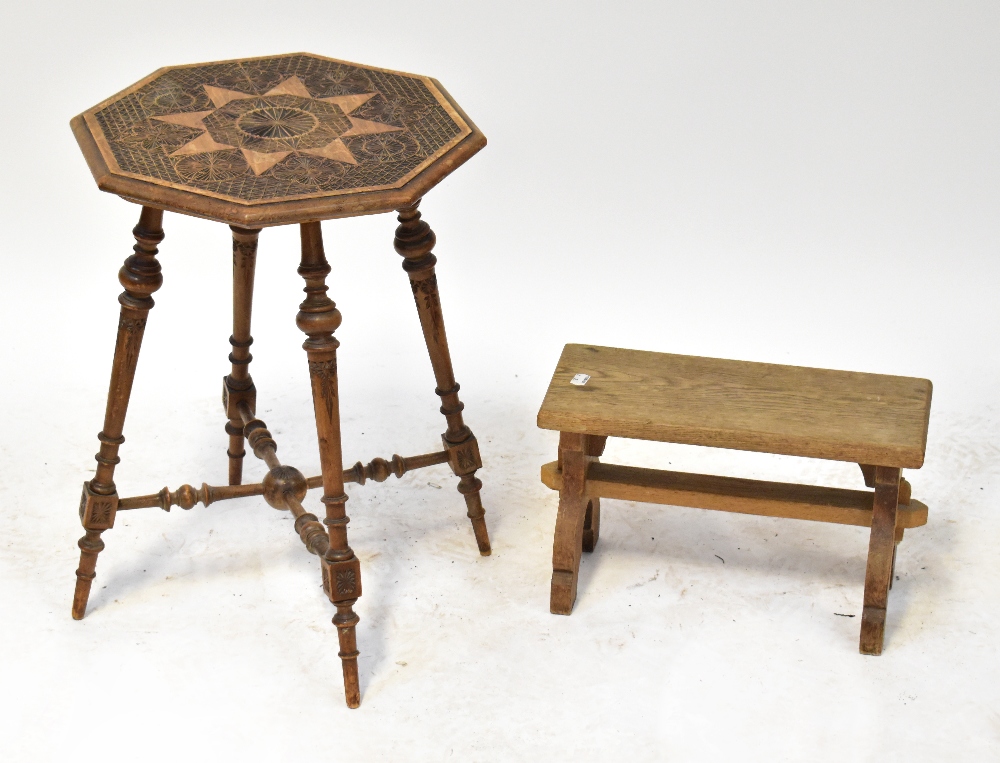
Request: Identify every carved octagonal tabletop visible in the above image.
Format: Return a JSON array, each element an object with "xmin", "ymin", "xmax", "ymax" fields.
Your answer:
[{"xmin": 72, "ymin": 53, "xmax": 485, "ymax": 226}]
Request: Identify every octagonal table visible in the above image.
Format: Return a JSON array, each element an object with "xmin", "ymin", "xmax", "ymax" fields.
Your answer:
[{"xmin": 70, "ymin": 53, "xmax": 491, "ymax": 707}]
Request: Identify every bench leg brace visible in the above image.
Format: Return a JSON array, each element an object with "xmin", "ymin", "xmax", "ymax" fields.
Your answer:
[{"xmin": 860, "ymin": 466, "xmax": 901, "ymax": 655}]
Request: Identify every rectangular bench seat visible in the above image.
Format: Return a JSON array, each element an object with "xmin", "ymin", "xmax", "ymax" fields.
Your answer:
[{"xmin": 537, "ymin": 344, "xmax": 933, "ymax": 655}]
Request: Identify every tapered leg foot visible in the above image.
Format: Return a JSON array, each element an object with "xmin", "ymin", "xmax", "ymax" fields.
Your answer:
[
  {"xmin": 395, "ymin": 201, "xmax": 493, "ymax": 554},
  {"xmin": 443, "ymin": 434, "xmax": 491, "ymax": 555},
  {"xmin": 334, "ymin": 604, "xmax": 362, "ymax": 708},
  {"xmin": 72, "ymin": 529, "xmax": 106, "ymax": 619},
  {"xmin": 72, "ymin": 207, "xmax": 163, "ymax": 619},
  {"xmin": 458, "ymin": 473, "xmax": 491, "ymax": 555}
]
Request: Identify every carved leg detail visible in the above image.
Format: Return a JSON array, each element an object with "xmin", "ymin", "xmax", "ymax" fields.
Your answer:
[
  {"xmin": 394, "ymin": 200, "xmax": 491, "ymax": 555},
  {"xmin": 73, "ymin": 206, "xmax": 164, "ymax": 620},
  {"xmin": 298, "ymin": 221, "xmax": 361, "ymax": 709},
  {"xmin": 223, "ymin": 226, "xmax": 259, "ymax": 486},
  {"xmin": 860, "ymin": 466, "xmax": 901, "ymax": 655},
  {"xmin": 551, "ymin": 433, "xmax": 589, "ymax": 614}
]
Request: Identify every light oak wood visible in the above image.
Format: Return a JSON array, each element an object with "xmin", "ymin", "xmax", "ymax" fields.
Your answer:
[
  {"xmin": 581, "ymin": 435, "xmax": 607, "ymax": 552},
  {"xmin": 860, "ymin": 466, "xmax": 901, "ymax": 655},
  {"xmin": 550, "ymin": 433, "xmax": 589, "ymax": 614},
  {"xmin": 538, "ymin": 344, "xmax": 932, "ymax": 468},
  {"xmin": 538, "ymin": 344, "xmax": 932, "ymax": 656},
  {"xmin": 540, "ymin": 461, "xmax": 928, "ymax": 529}
]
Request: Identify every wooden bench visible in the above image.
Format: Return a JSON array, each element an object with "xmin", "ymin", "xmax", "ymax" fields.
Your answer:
[{"xmin": 537, "ymin": 344, "xmax": 932, "ymax": 655}]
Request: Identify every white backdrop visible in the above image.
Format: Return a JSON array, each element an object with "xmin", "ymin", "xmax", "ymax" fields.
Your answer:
[{"xmin": 1, "ymin": 2, "xmax": 998, "ymax": 759}]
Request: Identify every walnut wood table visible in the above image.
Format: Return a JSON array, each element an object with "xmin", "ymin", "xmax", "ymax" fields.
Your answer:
[
  {"xmin": 538, "ymin": 344, "xmax": 932, "ymax": 655},
  {"xmin": 70, "ymin": 53, "xmax": 491, "ymax": 707}
]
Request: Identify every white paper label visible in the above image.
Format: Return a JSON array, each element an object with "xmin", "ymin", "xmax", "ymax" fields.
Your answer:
[{"xmin": 570, "ymin": 373, "xmax": 591, "ymax": 386}]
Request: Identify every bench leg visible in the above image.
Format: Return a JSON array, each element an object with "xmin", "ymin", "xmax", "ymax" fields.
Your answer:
[
  {"xmin": 582, "ymin": 436, "xmax": 607, "ymax": 553},
  {"xmin": 551, "ymin": 432, "xmax": 589, "ymax": 614},
  {"xmin": 860, "ymin": 466, "xmax": 901, "ymax": 655}
]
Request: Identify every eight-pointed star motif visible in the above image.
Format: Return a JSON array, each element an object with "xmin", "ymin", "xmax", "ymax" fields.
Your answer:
[{"xmin": 153, "ymin": 75, "xmax": 402, "ymax": 176}]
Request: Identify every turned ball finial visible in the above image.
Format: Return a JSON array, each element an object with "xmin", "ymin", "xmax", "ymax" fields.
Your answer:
[{"xmin": 262, "ymin": 465, "xmax": 308, "ymax": 510}]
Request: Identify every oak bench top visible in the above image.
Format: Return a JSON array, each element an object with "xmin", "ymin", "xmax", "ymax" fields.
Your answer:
[{"xmin": 537, "ymin": 344, "xmax": 932, "ymax": 468}]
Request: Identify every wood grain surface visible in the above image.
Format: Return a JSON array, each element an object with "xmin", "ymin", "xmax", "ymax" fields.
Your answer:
[
  {"xmin": 538, "ymin": 344, "xmax": 932, "ymax": 468},
  {"xmin": 540, "ymin": 461, "xmax": 928, "ymax": 528}
]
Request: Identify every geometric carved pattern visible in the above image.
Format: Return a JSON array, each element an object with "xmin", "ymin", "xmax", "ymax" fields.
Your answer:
[
  {"xmin": 85, "ymin": 54, "xmax": 471, "ymax": 204},
  {"xmin": 336, "ymin": 569, "xmax": 357, "ymax": 596},
  {"xmin": 79, "ymin": 483, "xmax": 118, "ymax": 530},
  {"xmin": 445, "ymin": 436, "xmax": 483, "ymax": 476},
  {"xmin": 322, "ymin": 558, "xmax": 362, "ymax": 602}
]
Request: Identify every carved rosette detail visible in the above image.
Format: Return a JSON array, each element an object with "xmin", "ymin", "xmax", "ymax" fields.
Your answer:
[
  {"xmin": 91, "ymin": 502, "xmax": 114, "ymax": 526},
  {"xmin": 336, "ymin": 569, "xmax": 357, "ymax": 596},
  {"xmin": 457, "ymin": 448, "xmax": 478, "ymax": 472}
]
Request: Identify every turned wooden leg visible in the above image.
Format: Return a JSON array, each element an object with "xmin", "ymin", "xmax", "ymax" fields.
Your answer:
[
  {"xmin": 298, "ymin": 221, "xmax": 362, "ymax": 708},
  {"xmin": 73, "ymin": 206, "xmax": 164, "ymax": 620},
  {"xmin": 860, "ymin": 466, "xmax": 901, "ymax": 655},
  {"xmin": 394, "ymin": 200, "xmax": 491, "ymax": 555},
  {"xmin": 551, "ymin": 432, "xmax": 590, "ymax": 614},
  {"xmin": 223, "ymin": 226, "xmax": 259, "ymax": 486},
  {"xmin": 582, "ymin": 436, "xmax": 607, "ymax": 552}
]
